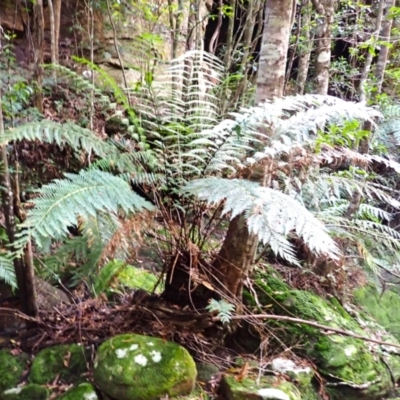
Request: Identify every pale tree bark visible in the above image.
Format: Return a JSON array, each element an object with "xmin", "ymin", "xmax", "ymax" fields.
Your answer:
[
  {"xmin": 359, "ymin": 0, "xmax": 385, "ymax": 103},
  {"xmin": 296, "ymin": 0, "xmax": 313, "ymax": 94},
  {"xmin": 312, "ymin": 0, "xmax": 335, "ymax": 95},
  {"xmin": 375, "ymin": 0, "xmax": 396, "ymax": 94},
  {"xmin": 33, "ymin": 0, "xmax": 45, "ymax": 113},
  {"xmin": 213, "ymin": 0, "xmax": 295, "ymax": 298}
]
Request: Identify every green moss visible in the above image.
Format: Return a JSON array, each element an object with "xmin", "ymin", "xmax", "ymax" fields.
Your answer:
[
  {"xmin": 252, "ymin": 270, "xmax": 396, "ymax": 399},
  {"xmin": 93, "ymin": 334, "xmax": 197, "ymax": 400},
  {"xmin": 93, "ymin": 260, "xmax": 162, "ymax": 297},
  {"xmin": 0, "ymin": 349, "xmax": 27, "ymax": 392},
  {"xmin": 56, "ymin": 383, "xmax": 98, "ymax": 399},
  {"xmin": 354, "ymin": 285, "xmax": 400, "ymax": 341},
  {"xmin": 221, "ymin": 375, "xmax": 301, "ymax": 400},
  {"xmin": 0, "ymin": 384, "xmax": 49, "ymax": 400},
  {"xmin": 29, "ymin": 344, "xmax": 88, "ymax": 385}
]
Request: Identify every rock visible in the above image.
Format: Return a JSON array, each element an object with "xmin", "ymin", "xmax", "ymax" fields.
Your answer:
[
  {"xmin": 35, "ymin": 277, "xmax": 70, "ymax": 310},
  {"xmin": 220, "ymin": 375, "xmax": 301, "ymax": 400},
  {"xmin": 0, "ymin": 349, "xmax": 27, "ymax": 393},
  {"xmin": 196, "ymin": 362, "xmax": 220, "ymax": 383},
  {"xmin": 93, "ymin": 260, "xmax": 162, "ymax": 297},
  {"xmin": 29, "ymin": 344, "xmax": 88, "ymax": 385},
  {"xmin": 249, "ymin": 270, "xmax": 400, "ymax": 400},
  {"xmin": 0, "ymin": 383, "xmax": 49, "ymax": 400},
  {"xmin": 354, "ymin": 284, "xmax": 400, "ymax": 341},
  {"xmin": 93, "ymin": 333, "xmax": 197, "ymax": 400},
  {"xmin": 56, "ymin": 383, "xmax": 98, "ymax": 399}
]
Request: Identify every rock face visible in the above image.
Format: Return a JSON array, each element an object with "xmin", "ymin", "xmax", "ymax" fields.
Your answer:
[
  {"xmin": 248, "ymin": 269, "xmax": 400, "ymax": 400},
  {"xmin": 93, "ymin": 333, "xmax": 197, "ymax": 400}
]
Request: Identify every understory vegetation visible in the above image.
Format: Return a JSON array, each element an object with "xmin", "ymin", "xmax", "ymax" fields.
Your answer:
[{"xmin": 2, "ymin": 0, "xmax": 400, "ymax": 399}]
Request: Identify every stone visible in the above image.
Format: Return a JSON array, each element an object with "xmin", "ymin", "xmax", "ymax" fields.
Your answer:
[
  {"xmin": 29, "ymin": 344, "xmax": 88, "ymax": 385},
  {"xmin": 0, "ymin": 383, "xmax": 49, "ymax": 400},
  {"xmin": 249, "ymin": 269, "xmax": 400, "ymax": 400},
  {"xmin": 56, "ymin": 383, "xmax": 98, "ymax": 399},
  {"xmin": 93, "ymin": 333, "xmax": 197, "ymax": 400},
  {"xmin": 0, "ymin": 349, "xmax": 27, "ymax": 393},
  {"xmin": 220, "ymin": 375, "xmax": 301, "ymax": 400}
]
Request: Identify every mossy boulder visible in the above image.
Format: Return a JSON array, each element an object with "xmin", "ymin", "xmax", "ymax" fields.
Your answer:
[
  {"xmin": 0, "ymin": 383, "xmax": 49, "ymax": 400},
  {"xmin": 250, "ymin": 270, "xmax": 400, "ymax": 400},
  {"xmin": 93, "ymin": 260, "xmax": 162, "ymax": 297},
  {"xmin": 56, "ymin": 383, "xmax": 98, "ymax": 399},
  {"xmin": 354, "ymin": 284, "xmax": 400, "ymax": 341},
  {"xmin": 29, "ymin": 344, "xmax": 88, "ymax": 385},
  {"xmin": 93, "ymin": 333, "xmax": 197, "ymax": 400},
  {"xmin": 0, "ymin": 349, "xmax": 27, "ymax": 392},
  {"xmin": 220, "ymin": 375, "xmax": 301, "ymax": 400}
]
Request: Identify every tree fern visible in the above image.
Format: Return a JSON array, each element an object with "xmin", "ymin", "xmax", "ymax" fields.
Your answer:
[
  {"xmin": 182, "ymin": 178, "xmax": 339, "ymax": 265},
  {"xmin": 0, "ymin": 121, "xmax": 117, "ymax": 158},
  {"xmin": 16, "ymin": 169, "xmax": 154, "ymax": 251}
]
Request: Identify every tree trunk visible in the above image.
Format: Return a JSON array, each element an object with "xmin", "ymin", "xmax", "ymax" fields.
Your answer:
[
  {"xmin": 33, "ymin": 0, "xmax": 45, "ymax": 113},
  {"xmin": 296, "ymin": 0, "xmax": 313, "ymax": 94},
  {"xmin": 312, "ymin": 0, "xmax": 335, "ymax": 95},
  {"xmin": 375, "ymin": 0, "xmax": 395, "ymax": 94},
  {"xmin": 213, "ymin": 0, "xmax": 295, "ymax": 298},
  {"xmin": 358, "ymin": 0, "xmax": 385, "ymax": 102},
  {"xmin": 0, "ymin": 89, "xmax": 38, "ymax": 317}
]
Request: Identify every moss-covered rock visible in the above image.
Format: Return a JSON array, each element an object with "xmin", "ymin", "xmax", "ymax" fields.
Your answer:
[
  {"xmin": 251, "ymin": 270, "xmax": 400, "ymax": 400},
  {"xmin": 354, "ymin": 284, "xmax": 400, "ymax": 341},
  {"xmin": 29, "ymin": 344, "xmax": 88, "ymax": 385},
  {"xmin": 93, "ymin": 260, "xmax": 162, "ymax": 297},
  {"xmin": 56, "ymin": 383, "xmax": 98, "ymax": 399},
  {"xmin": 0, "ymin": 383, "xmax": 49, "ymax": 400},
  {"xmin": 0, "ymin": 349, "xmax": 27, "ymax": 392},
  {"xmin": 220, "ymin": 375, "xmax": 301, "ymax": 400},
  {"xmin": 93, "ymin": 333, "xmax": 197, "ymax": 400}
]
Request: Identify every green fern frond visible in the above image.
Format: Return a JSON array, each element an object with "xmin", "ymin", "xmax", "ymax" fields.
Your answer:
[
  {"xmin": 17, "ymin": 169, "xmax": 154, "ymax": 250},
  {"xmin": 0, "ymin": 255, "xmax": 16, "ymax": 287},
  {"xmin": 183, "ymin": 178, "xmax": 339, "ymax": 264},
  {"xmin": 1, "ymin": 121, "xmax": 116, "ymax": 158}
]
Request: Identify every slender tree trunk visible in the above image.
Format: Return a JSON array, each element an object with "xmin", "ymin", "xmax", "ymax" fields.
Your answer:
[
  {"xmin": 213, "ymin": 0, "xmax": 295, "ymax": 298},
  {"xmin": 296, "ymin": 0, "xmax": 313, "ymax": 94},
  {"xmin": 33, "ymin": 0, "xmax": 45, "ymax": 113},
  {"xmin": 312, "ymin": 0, "xmax": 335, "ymax": 95},
  {"xmin": 0, "ymin": 89, "xmax": 38, "ymax": 317},
  {"xmin": 358, "ymin": 0, "xmax": 385, "ymax": 102},
  {"xmin": 375, "ymin": 0, "xmax": 395, "ymax": 94}
]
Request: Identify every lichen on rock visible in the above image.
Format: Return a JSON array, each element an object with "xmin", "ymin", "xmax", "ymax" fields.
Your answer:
[
  {"xmin": 0, "ymin": 383, "xmax": 49, "ymax": 400},
  {"xmin": 29, "ymin": 344, "xmax": 88, "ymax": 385},
  {"xmin": 93, "ymin": 333, "xmax": 197, "ymax": 400},
  {"xmin": 56, "ymin": 382, "xmax": 98, "ymax": 399}
]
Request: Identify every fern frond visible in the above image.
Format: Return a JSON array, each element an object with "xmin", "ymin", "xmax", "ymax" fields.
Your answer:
[
  {"xmin": 183, "ymin": 178, "xmax": 339, "ymax": 264},
  {"xmin": 17, "ymin": 169, "xmax": 154, "ymax": 250},
  {"xmin": 0, "ymin": 255, "xmax": 16, "ymax": 287},
  {"xmin": 1, "ymin": 121, "xmax": 116, "ymax": 158}
]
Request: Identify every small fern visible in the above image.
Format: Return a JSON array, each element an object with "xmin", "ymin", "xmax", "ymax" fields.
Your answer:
[
  {"xmin": 0, "ymin": 255, "xmax": 17, "ymax": 287},
  {"xmin": 206, "ymin": 299, "xmax": 235, "ymax": 324}
]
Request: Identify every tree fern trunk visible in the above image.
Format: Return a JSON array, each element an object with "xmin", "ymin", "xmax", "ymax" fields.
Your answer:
[{"xmin": 213, "ymin": 0, "xmax": 294, "ymax": 298}]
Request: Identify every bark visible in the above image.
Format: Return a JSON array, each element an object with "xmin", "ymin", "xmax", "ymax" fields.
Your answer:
[
  {"xmin": 33, "ymin": 0, "xmax": 44, "ymax": 112},
  {"xmin": 255, "ymin": 0, "xmax": 295, "ymax": 100},
  {"xmin": 311, "ymin": 0, "xmax": 335, "ymax": 95},
  {"xmin": 223, "ymin": 0, "xmax": 236, "ymax": 70},
  {"xmin": 375, "ymin": 0, "xmax": 395, "ymax": 94},
  {"xmin": 358, "ymin": 0, "xmax": 385, "ymax": 102},
  {"xmin": 0, "ymin": 89, "xmax": 38, "ymax": 317},
  {"xmin": 213, "ymin": 0, "xmax": 295, "ymax": 298},
  {"xmin": 296, "ymin": 0, "xmax": 313, "ymax": 94}
]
